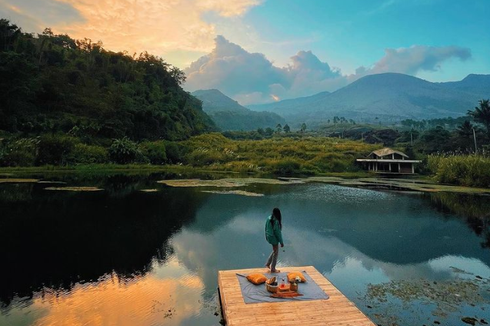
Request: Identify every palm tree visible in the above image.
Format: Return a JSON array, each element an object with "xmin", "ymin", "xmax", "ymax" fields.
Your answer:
[
  {"xmin": 457, "ymin": 120, "xmax": 473, "ymax": 138},
  {"xmin": 468, "ymin": 99, "xmax": 490, "ymax": 139}
]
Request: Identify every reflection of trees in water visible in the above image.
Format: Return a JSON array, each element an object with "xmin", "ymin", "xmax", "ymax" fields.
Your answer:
[
  {"xmin": 428, "ymin": 192, "xmax": 490, "ymax": 249},
  {"xmin": 0, "ymin": 183, "xmax": 34, "ymax": 202},
  {"xmin": 0, "ymin": 178, "xmax": 206, "ymax": 306}
]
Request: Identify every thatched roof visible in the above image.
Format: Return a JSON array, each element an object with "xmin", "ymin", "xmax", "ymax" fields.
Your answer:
[{"xmin": 371, "ymin": 148, "xmax": 408, "ymax": 158}]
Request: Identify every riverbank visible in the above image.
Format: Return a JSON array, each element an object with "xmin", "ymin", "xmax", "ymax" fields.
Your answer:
[{"xmin": 0, "ymin": 163, "xmax": 371, "ymax": 178}]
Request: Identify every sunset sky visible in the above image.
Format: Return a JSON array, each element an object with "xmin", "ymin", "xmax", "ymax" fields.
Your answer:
[{"xmin": 1, "ymin": 0, "xmax": 489, "ymax": 103}]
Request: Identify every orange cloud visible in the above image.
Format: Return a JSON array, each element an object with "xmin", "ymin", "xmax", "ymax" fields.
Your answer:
[
  {"xmin": 49, "ymin": 0, "xmax": 261, "ymax": 66},
  {"xmin": 31, "ymin": 270, "xmax": 205, "ymax": 326}
]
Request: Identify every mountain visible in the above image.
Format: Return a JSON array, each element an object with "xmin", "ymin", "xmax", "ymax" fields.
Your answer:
[
  {"xmin": 248, "ymin": 73, "xmax": 490, "ymax": 125},
  {"xmin": 440, "ymin": 74, "xmax": 490, "ymax": 97},
  {"xmin": 192, "ymin": 89, "xmax": 285, "ymax": 131},
  {"xmin": 192, "ymin": 89, "xmax": 249, "ymax": 114}
]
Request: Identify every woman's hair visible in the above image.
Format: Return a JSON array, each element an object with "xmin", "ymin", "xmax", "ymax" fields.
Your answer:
[{"xmin": 271, "ymin": 207, "xmax": 282, "ymax": 229}]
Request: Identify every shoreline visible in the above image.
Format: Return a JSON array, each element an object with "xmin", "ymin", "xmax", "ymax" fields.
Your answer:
[{"xmin": 0, "ymin": 165, "xmax": 488, "ymax": 194}]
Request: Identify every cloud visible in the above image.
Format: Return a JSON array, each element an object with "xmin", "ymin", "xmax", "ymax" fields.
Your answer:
[
  {"xmin": 0, "ymin": 0, "xmax": 84, "ymax": 32},
  {"xmin": 185, "ymin": 35, "xmax": 287, "ymax": 99},
  {"xmin": 29, "ymin": 263, "xmax": 209, "ymax": 326},
  {"xmin": 0, "ymin": 0, "xmax": 261, "ymax": 66},
  {"xmin": 354, "ymin": 45, "xmax": 471, "ymax": 77},
  {"xmin": 184, "ymin": 36, "xmax": 346, "ymax": 104},
  {"xmin": 286, "ymin": 50, "xmax": 346, "ymax": 98},
  {"xmin": 184, "ymin": 38, "xmax": 472, "ymax": 104}
]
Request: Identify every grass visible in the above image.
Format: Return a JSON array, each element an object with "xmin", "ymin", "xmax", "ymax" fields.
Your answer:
[{"xmin": 179, "ymin": 133, "xmax": 379, "ymax": 175}]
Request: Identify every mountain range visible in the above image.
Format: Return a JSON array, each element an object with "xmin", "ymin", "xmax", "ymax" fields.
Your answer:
[
  {"xmin": 248, "ymin": 73, "xmax": 490, "ymax": 126},
  {"xmin": 192, "ymin": 89, "xmax": 285, "ymax": 131}
]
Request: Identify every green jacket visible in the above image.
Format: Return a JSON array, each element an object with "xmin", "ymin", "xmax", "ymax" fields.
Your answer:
[{"xmin": 265, "ymin": 215, "xmax": 283, "ymax": 246}]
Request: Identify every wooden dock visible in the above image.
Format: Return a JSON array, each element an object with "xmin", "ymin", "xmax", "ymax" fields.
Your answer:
[{"xmin": 218, "ymin": 266, "xmax": 375, "ymax": 326}]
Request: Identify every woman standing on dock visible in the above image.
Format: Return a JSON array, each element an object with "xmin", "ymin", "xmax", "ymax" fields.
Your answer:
[{"xmin": 265, "ymin": 207, "xmax": 284, "ymax": 273}]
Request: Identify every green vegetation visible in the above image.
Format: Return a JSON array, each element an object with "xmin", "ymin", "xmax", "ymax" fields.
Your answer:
[
  {"xmin": 0, "ymin": 20, "xmax": 215, "ymax": 142},
  {"xmin": 0, "ymin": 133, "xmax": 378, "ymax": 175},
  {"xmin": 176, "ymin": 133, "xmax": 378, "ymax": 175},
  {"xmin": 400, "ymin": 116, "xmax": 470, "ymax": 131},
  {"xmin": 427, "ymin": 154, "xmax": 490, "ymax": 188},
  {"xmin": 468, "ymin": 99, "xmax": 490, "ymax": 140}
]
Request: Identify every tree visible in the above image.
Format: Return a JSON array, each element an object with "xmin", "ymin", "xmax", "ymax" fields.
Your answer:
[
  {"xmin": 456, "ymin": 120, "xmax": 480, "ymax": 152},
  {"xmin": 457, "ymin": 120, "xmax": 473, "ymax": 138},
  {"xmin": 276, "ymin": 123, "xmax": 282, "ymax": 133},
  {"xmin": 416, "ymin": 126, "xmax": 452, "ymax": 153},
  {"xmin": 300, "ymin": 123, "xmax": 307, "ymax": 133},
  {"xmin": 283, "ymin": 124, "xmax": 290, "ymax": 133},
  {"xmin": 0, "ymin": 19, "xmax": 21, "ymax": 51},
  {"xmin": 265, "ymin": 127, "xmax": 274, "ymax": 136},
  {"xmin": 108, "ymin": 137, "xmax": 140, "ymax": 164},
  {"xmin": 0, "ymin": 19, "xmax": 216, "ymax": 140},
  {"xmin": 468, "ymin": 99, "xmax": 490, "ymax": 140}
]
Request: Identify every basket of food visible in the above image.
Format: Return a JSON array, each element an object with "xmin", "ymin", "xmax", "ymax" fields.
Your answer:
[{"xmin": 265, "ymin": 276, "xmax": 278, "ymax": 293}]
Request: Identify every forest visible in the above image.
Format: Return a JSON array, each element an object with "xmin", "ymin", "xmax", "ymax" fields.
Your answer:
[{"xmin": 0, "ymin": 19, "xmax": 216, "ymax": 142}]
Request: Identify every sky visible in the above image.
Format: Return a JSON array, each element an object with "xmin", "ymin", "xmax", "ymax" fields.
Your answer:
[{"xmin": 1, "ymin": 0, "xmax": 489, "ymax": 104}]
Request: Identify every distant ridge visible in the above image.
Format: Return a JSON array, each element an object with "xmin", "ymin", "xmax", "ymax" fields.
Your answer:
[
  {"xmin": 192, "ymin": 89, "xmax": 285, "ymax": 131},
  {"xmin": 247, "ymin": 73, "xmax": 490, "ymax": 125}
]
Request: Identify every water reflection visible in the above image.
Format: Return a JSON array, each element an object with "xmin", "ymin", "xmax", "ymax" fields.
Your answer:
[
  {"xmin": 1, "ymin": 175, "xmax": 490, "ymax": 326},
  {"xmin": 0, "ymin": 179, "xmax": 207, "ymax": 306},
  {"xmin": 0, "ymin": 258, "xmax": 216, "ymax": 326}
]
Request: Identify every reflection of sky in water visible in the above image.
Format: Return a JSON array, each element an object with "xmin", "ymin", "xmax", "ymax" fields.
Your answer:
[
  {"xmin": 169, "ymin": 184, "xmax": 490, "ymax": 324},
  {"xmin": 2, "ymin": 183, "xmax": 490, "ymax": 325},
  {"xmin": 1, "ymin": 258, "xmax": 218, "ymax": 326}
]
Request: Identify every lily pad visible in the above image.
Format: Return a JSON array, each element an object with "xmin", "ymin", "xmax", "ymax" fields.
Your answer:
[
  {"xmin": 157, "ymin": 178, "xmax": 290, "ymax": 188},
  {"xmin": 201, "ymin": 190, "xmax": 264, "ymax": 197},
  {"xmin": 0, "ymin": 178, "xmax": 39, "ymax": 184},
  {"xmin": 44, "ymin": 187, "xmax": 103, "ymax": 192},
  {"xmin": 363, "ymin": 276, "xmax": 490, "ymax": 325},
  {"xmin": 38, "ymin": 181, "xmax": 67, "ymax": 185},
  {"xmin": 462, "ymin": 317, "xmax": 478, "ymax": 325}
]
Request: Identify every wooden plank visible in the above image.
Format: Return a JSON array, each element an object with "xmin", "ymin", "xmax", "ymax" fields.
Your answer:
[{"xmin": 218, "ymin": 266, "xmax": 375, "ymax": 326}]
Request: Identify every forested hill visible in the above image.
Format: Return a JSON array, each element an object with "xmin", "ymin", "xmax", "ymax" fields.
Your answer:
[
  {"xmin": 0, "ymin": 19, "xmax": 216, "ymax": 141},
  {"xmin": 192, "ymin": 89, "xmax": 286, "ymax": 131}
]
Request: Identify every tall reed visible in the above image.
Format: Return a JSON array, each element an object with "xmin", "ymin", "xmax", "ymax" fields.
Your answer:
[{"xmin": 428, "ymin": 154, "xmax": 490, "ymax": 188}]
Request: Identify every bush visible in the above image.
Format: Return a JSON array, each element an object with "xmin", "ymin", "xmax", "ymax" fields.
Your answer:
[
  {"xmin": 187, "ymin": 149, "xmax": 227, "ymax": 166},
  {"xmin": 139, "ymin": 141, "xmax": 167, "ymax": 165},
  {"xmin": 37, "ymin": 135, "xmax": 78, "ymax": 165},
  {"xmin": 0, "ymin": 138, "xmax": 39, "ymax": 167},
  {"xmin": 272, "ymin": 159, "xmax": 301, "ymax": 175},
  {"xmin": 165, "ymin": 141, "xmax": 184, "ymax": 164},
  {"xmin": 67, "ymin": 143, "xmax": 108, "ymax": 164},
  {"xmin": 108, "ymin": 137, "xmax": 141, "ymax": 164},
  {"xmin": 428, "ymin": 154, "xmax": 490, "ymax": 187}
]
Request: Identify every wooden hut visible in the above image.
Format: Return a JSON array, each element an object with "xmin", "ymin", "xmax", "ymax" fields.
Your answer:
[{"xmin": 356, "ymin": 148, "xmax": 421, "ymax": 174}]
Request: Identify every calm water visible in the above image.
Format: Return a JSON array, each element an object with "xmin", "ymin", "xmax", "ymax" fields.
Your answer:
[{"xmin": 1, "ymin": 173, "xmax": 490, "ymax": 326}]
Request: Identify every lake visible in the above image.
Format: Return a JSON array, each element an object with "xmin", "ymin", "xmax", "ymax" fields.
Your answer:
[{"xmin": 1, "ymin": 173, "xmax": 490, "ymax": 326}]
